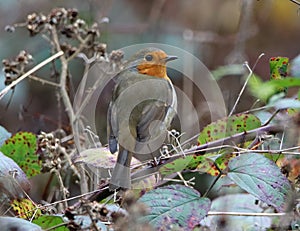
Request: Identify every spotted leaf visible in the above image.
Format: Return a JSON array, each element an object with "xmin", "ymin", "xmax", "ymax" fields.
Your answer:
[
  {"xmin": 270, "ymin": 57, "xmax": 289, "ymax": 80},
  {"xmin": 159, "ymin": 156, "xmax": 194, "ymax": 177},
  {"xmin": 159, "ymin": 155, "xmax": 217, "ymax": 177},
  {"xmin": 11, "ymin": 198, "xmax": 41, "ymax": 219},
  {"xmin": 198, "ymin": 114, "xmax": 261, "ymax": 145},
  {"xmin": 0, "ymin": 132, "xmax": 41, "ymax": 177}
]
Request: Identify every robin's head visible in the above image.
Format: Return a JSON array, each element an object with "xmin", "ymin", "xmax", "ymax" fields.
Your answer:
[{"xmin": 126, "ymin": 48, "xmax": 177, "ymax": 80}]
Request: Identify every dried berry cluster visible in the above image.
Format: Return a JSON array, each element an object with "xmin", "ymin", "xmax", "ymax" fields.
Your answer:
[
  {"xmin": 25, "ymin": 8, "xmax": 106, "ymax": 58},
  {"xmin": 2, "ymin": 7, "xmax": 125, "ymax": 88},
  {"xmin": 2, "ymin": 50, "xmax": 33, "ymax": 85},
  {"xmin": 109, "ymin": 49, "xmax": 124, "ymax": 64},
  {"xmin": 38, "ymin": 131, "xmax": 67, "ymax": 172},
  {"xmin": 65, "ymin": 200, "xmax": 126, "ymax": 231},
  {"xmin": 26, "ymin": 8, "xmax": 85, "ymax": 37}
]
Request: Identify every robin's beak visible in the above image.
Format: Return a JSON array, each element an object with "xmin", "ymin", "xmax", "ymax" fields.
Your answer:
[{"xmin": 163, "ymin": 55, "xmax": 178, "ymax": 62}]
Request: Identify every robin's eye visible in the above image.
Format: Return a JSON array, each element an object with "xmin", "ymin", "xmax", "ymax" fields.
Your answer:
[{"xmin": 145, "ymin": 54, "xmax": 153, "ymax": 61}]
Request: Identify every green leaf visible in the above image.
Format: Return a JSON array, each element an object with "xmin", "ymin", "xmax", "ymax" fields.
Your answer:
[
  {"xmin": 159, "ymin": 156, "xmax": 194, "ymax": 177},
  {"xmin": 196, "ymin": 114, "xmax": 261, "ymax": 176},
  {"xmin": 198, "ymin": 114, "xmax": 261, "ymax": 144},
  {"xmin": 191, "ymin": 155, "xmax": 219, "ymax": 175},
  {"xmin": 270, "ymin": 57, "xmax": 289, "ymax": 80},
  {"xmin": 159, "ymin": 155, "xmax": 217, "ymax": 177},
  {"xmin": 212, "ymin": 152, "xmax": 237, "ymax": 174},
  {"xmin": 227, "ymin": 153, "xmax": 292, "ymax": 212},
  {"xmin": 139, "ymin": 184, "xmax": 211, "ymax": 231},
  {"xmin": 0, "ymin": 132, "xmax": 41, "ymax": 177},
  {"xmin": 248, "ymin": 74, "xmax": 274, "ymax": 102},
  {"xmin": 33, "ymin": 215, "xmax": 69, "ymax": 231},
  {"xmin": 248, "ymin": 76, "xmax": 300, "ymax": 102},
  {"xmin": 269, "ymin": 56, "xmax": 289, "ymax": 94},
  {"xmin": 268, "ymin": 77, "xmax": 300, "ymax": 87}
]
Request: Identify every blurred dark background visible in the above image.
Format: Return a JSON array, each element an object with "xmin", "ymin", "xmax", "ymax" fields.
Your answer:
[{"xmin": 1, "ymin": 0, "xmax": 300, "ymax": 139}]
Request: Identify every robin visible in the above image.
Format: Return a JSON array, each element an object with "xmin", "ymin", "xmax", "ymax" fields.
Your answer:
[{"xmin": 107, "ymin": 47, "xmax": 177, "ymax": 190}]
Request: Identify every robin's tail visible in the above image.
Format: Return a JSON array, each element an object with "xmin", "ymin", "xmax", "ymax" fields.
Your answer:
[{"xmin": 109, "ymin": 147, "xmax": 132, "ymax": 191}]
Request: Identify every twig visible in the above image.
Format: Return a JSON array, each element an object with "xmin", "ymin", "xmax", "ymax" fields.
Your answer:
[
  {"xmin": 66, "ymin": 34, "xmax": 92, "ymax": 62},
  {"xmin": 207, "ymin": 211, "xmax": 286, "ymax": 217},
  {"xmin": 168, "ymin": 130, "xmax": 185, "ymax": 156},
  {"xmin": 229, "ymin": 53, "xmax": 265, "ymax": 116},
  {"xmin": 28, "ymin": 74, "xmax": 60, "ymax": 87},
  {"xmin": 0, "ymin": 51, "xmax": 64, "ymax": 100},
  {"xmin": 45, "ymin": 188, "xmax": 106, "ymax": 208},
  {"xmin": 50, "ymin": 26, "xmax": 75, "ymax": 124},
  {"xmin": 50, "ymin": 169, "xmax": 68, "ymax": 209},
  {"xmin": 44, "ymin": 222, "xmax": 69, "ymax": 231},
  {"xmin": 56, "ymin": 90, "xmax": 62, "ymax": 129},
  {"xmin": 241, "ymin": 105, "xmax": 269, "ymax": 114},
  {"xmin": 290, "ymin": 0, "xmax": 300, "ymax": 6},
  {"xmin": 50, "ymin": 25, "xmax": 88, "ymax": 194},
  {"xmin": 86, "ymin": 209, "xmax": 101, "ymax": 231},
  {"xmin": 163, "ymin": 176, "xmax": 195, "ymax": 186},
  {"xmin": 176, "ymin": 172, "xmax": 195, "ymax": 187},
  {"xmin": 262, "ymin": 109, "xmax": 281, "ymax": 126},
  {"xmin": 203, "ymin": 171, "xmax": 222, "ymax": 198},
  {"xmin": 233, "ymin": 145, "xmax": 300, "ymax": 156}
]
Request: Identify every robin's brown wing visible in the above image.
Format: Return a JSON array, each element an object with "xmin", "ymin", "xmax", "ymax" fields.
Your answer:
[
  {"xmin": 134, "ymin": 80, "xmax": 177, "ymax": 158},
  {"xmin": 136, "ymin": 100, "xmax": 167, "ymax": 142}
]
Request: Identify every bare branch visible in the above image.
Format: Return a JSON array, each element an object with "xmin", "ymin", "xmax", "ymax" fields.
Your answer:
[
  {"xmin": 0, "ymin": 51, "xmax": 63, "ymax": 100},
  {"xmin": 290, "ymin": 0, "xmax": 300, "ymax": 6},
  {"xmin": 229, "ymin": 53, "xmax": 265, "ymax": 116},
  {"xmin": 207, "ymin": 211, "xmax": 287, "ymax": 217}
]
